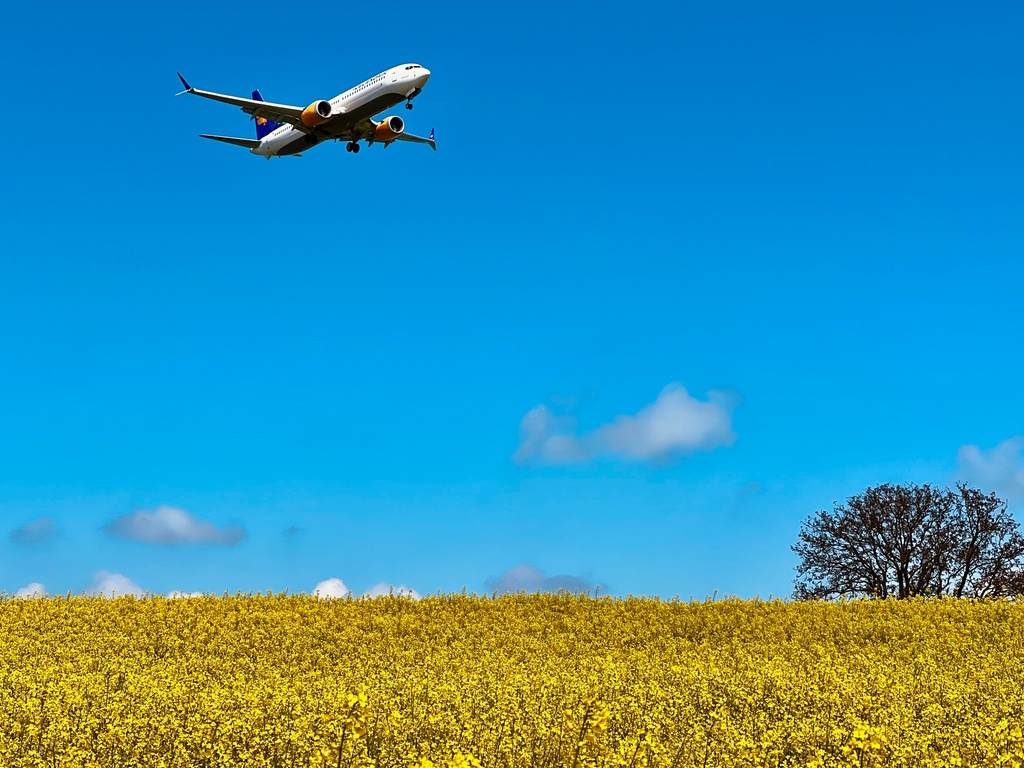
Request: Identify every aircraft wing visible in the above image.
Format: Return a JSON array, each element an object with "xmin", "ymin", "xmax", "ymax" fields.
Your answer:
[
  {"xmin": 392, "ymin": 128, "xmax": 436, "ymax": 151},
  {"xmin": 176, "ymin": 73, "xmax": 310, "ymax": 131},
  {"xmin": 349, "ymin": 118, "xmax": 436, "ymax": 151}
]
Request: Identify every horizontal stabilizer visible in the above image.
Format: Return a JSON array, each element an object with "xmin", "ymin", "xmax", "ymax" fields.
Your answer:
[{"xmin": 199, "ymin": 134, "xmax": 261, "ymax": 149}]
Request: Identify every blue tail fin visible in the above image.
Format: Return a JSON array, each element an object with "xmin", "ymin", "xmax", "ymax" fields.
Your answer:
[{"xmin": 252, "ymin": 89, "xmax": 280, "ymax": 140}]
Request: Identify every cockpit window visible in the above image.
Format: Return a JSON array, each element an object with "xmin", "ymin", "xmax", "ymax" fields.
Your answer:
[{"xmin": 405, "ymin": 65, "xmax": 421, "ymax": 70}]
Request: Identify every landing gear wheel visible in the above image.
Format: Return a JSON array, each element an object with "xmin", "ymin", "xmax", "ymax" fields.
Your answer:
[
  {"xmin": 345, "ymin": 142, "xmax": 353, "ymax": 152},
  {"xmin": 405, "ymin": 102, "xmax": 413, "ymax": 110},
  {"xmin": 351, "ymin": 142, "xmax": 360, "ymax": 154}
]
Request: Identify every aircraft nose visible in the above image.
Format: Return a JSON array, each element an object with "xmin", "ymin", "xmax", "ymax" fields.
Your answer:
[{"xmin": 418, "ymin": 68, "xmax": 431, "ymax": 86}]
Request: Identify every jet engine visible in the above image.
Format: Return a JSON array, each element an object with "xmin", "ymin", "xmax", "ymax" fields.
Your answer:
[
  {"xmin": 301, "ymin": 100, "xmax": 334, "ymax": 127},
  {"xmin": 374, "ymin": 116, "xmax": 406, "ymax": 141}
]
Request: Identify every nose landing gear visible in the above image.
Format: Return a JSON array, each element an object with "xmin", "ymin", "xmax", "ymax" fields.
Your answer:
[
  {"xmin": 404, "ymin": 87, "xmax": 422, "ymax": 110},
  {"xmin": 346, "ymin": 141, "xmax": 360, "ymax": 153}
]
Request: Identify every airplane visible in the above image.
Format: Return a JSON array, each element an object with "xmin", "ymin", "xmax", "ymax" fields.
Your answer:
[{"xmin": 175, "ymin": 64, "xmax": 434, "ymax": 159}]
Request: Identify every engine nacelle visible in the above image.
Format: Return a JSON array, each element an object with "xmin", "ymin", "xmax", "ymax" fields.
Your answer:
[
  {"xmin": 301, "ymin": 100, "xmax": 334, "ymax": 127},
  {"xmin": 374, "ymin": 115, "xmax": 406, "ymax": 141}
]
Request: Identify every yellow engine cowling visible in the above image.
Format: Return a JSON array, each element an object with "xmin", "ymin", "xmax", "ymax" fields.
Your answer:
[
  {"xmin": 301, "ymin": 100, "xmax": 333, "ymax": 127},
  {"xmin": 374, "ymin": 116, "xmax": 406, "ymax": 141}
]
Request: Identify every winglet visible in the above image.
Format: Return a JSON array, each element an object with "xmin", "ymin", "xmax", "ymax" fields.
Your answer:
[
  {"xmin": 429, "ymin": 128, "xmax": 436, "ymax": 151},
  {"xmin": 175, "ymin": 72, "xmax": 194, "ymax": 96}
]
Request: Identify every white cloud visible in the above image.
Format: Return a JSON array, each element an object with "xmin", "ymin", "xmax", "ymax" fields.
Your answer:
[
  {"xmin": 485, "ymin": 564, "xmax": 599, "ymax": 594},
  {"xmin": 14, "ymin": 582, "xmax": 47, "ymax": 598},
  {"xmin": 512, "ymin": 406, "xmax": 588, "ymax": 465},
  {"xmin": 103, "ymin": 506, "xmax": 246, "ymax": 546},
  {"xmin": 9, "ymin": 517, "xmax": 60, "ymax": 546},
  {"xmin": 513, "ymin": 384, "xmax": 737, "ymax": 466},
  {"xmin": 362, "ymin": 582, "xmax": 421, "ymax": 599},
  {"xmin": 85, "ymin": 571, "xmax": 145, "ymax": 597},
  {"xmin": 956, "ymin": 437, "xmax": 1024, "ymax": 503},
  {"xmin": 313, "ymin": 578, "xmax": 351, "ymax": 599}
]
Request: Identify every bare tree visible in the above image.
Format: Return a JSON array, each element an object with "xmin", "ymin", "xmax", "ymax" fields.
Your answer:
[
  {"xmin": 946, "ymin": 485, "xmax": 1024, "ymax": 597},
  {"xmin": 793, "ymin": 483, "xmax": 1024, "ymax": 600}
]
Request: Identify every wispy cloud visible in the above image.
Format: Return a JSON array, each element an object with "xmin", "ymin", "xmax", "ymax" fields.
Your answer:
[
  {"xmin": 14, "ymin": 582, "xmax": 47, "ymax": 598},
  {"xmin": 313, "ymin": 578, "xmax": 350, "ymax": 598},
  {"xmin": 102, "ymin": 506, "xmax": 246, "ymax": 546},
  {"xmin": 513, "ymin": 384, "xmax": 738, "ymax": 466},
  {"xmin": 85, "ymin": 571, "xmax": 144, "ymax": 597},
  {"xmin": 9, "ymin": 517, "xmax": 61, "ymax": 546},
  {"xmin": 363, "ymin": 582, "xmax": 421, "ymax": 599},
  {"xmin": 956, "ymin": 436, "xmax": 1024, "ymax": 503},
  {"xmin": 485, "ymin": 564, "xmax": 602, "ymax": 594}
]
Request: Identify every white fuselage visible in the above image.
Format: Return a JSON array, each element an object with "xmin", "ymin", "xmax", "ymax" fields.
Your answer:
[{"xmin": 253, "ymin": 63, "xmax": 430, "ymax": 157}]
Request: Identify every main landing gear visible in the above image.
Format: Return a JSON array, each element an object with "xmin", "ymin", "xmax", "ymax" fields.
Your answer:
[{"xmin": 345, "ymin": 141, "xmax": 360, "ymax": 153}]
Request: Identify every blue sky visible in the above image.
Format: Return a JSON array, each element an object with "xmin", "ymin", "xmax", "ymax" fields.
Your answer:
[{"xmin": 2, "ymin": 0, "xmax": 1022, "ymax": 599}]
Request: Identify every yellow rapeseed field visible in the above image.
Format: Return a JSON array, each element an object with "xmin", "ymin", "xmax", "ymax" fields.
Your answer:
[{"xmin": 1, "ymin": 593, "xmax": 1022, "ymax": 768}]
